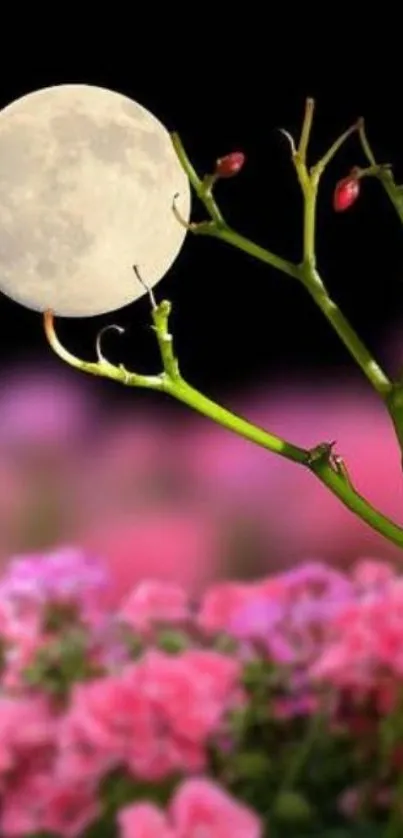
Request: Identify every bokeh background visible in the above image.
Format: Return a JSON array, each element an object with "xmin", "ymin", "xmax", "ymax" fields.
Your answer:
[{"xmin": 1, "ymin": 47, "xmax": 403, "ymax": 601}]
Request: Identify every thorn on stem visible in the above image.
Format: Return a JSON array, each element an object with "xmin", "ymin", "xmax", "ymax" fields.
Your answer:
[
  {"xmin": 172, "ymin": 193, "xmax": 215, "ymax": 234},
  {"xmin": 96, "ymin": 324, "xmax": 125, "ymax": 365},
  {"xmin": 132, "ymin": 264, "xmax": 157, "ymax": 310},
  {"xmin": 307, "ymin": 440, "xmax": 337, "ymax": 467},
  {"xmin": 278, "ymin": 128, "xmax": 297, "ymax": 156},
  {"xmin": 172, "ymin": 192, "xmax": 193, "ymax": 230},
  {"xmin": 331, "ymin": 453, "xmax": 353, "ymax": 486}
]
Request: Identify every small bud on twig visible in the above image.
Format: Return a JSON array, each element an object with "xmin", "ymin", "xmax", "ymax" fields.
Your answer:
[
  {"xmin": 215, "ymin": 152, "xmax": 246, "ymax": 179},
  {"xmin": 333, "ymin": 174, "xmax": 360, "ymax": 212}
]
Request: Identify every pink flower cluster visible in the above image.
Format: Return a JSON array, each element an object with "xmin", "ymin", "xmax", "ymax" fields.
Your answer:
[
  {"xmin": 312, "ymin": 559, "xmax": 403, "ymax": 712},
  {"xmin": 0, "ymin": 546, "xmax": 117, "ymax": 691},
  {"xmin": 197, "ymin": 558, "xmax": 403, "ymax": 716},
  {"xmin": 60, "ymin": 646, "xmax": 242, "ymax": 784},
  {"xmin": 2, "ymin": 547, "xmax": 403, "ymax": 835},
  {"xmin": 0, "ymin": 548, "xmax": 257, "ymax": 837},
  {"xmin": 119, "ymin": 778, "xmax": 261, "ymax": 838}
]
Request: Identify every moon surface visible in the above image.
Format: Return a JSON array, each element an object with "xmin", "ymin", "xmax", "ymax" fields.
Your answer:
[{"xmin": 0, "ymin": 84, "xmax": 191, "ymax": 317}]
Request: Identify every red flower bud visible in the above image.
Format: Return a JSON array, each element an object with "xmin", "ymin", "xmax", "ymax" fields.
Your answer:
[
  {"xmin": 333, "ymin": 176, "xmax": 360, "ymax": 212},
  {"xmin": 215, "ymin": 152, "xmax": 245, "ymax": 179}
]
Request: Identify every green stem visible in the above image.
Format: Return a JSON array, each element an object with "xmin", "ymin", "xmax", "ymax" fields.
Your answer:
[
  {"xmin": 207, "ymin": 225, "xmax": 301, "ymax": 280},
  {"xmin": 162, "ymin": 378, "xmax": 403, "ymax": 550},
  {"xmin": 311, "ymin": 122, "xmax": 359, "ymax": 178},
  {"xmin": 163, "ymin": 377, "xmax": 308, "ymax": 464},
  {"xmin": 302, "ymin": 181, "xmax": 317, "ymax": 268},
  {"xmin": 386, "ymin": 385, "xmax": 403, "ymax": 463},
  {"xmin": 298, "ymin": 97, "xmax": 315, "ymax": 164},
  {"xmin": 298, "ymin": 121, "xmax": 359, "ymax": 268},
  {"xmin": 310, "ymin": 456, "xmax": 403, "ymax": 548},
  {"xmin": 171, "ymin": 132, "xmax": 225, "ymax": 226},
  {"xmin": 377, "ymin": 167, "xmax": 403, "ymax": 226},
  {"xmin": 206, "ymin": 221, "xmax": 391, "ymax": 396},
  {"xmin": 301, "ymin": 266, "xmax": 392, "ymax": 397},
  {"xmin": 152, "ymin": 299, "xmax": 181, "ymax": 381},
  {"xmin": 358, "ymin": 118, "xmax": 403, "ymax": 226},
  {"xmin": 357, "ymin": 121, "xmax": 403, "ymax": 462},
  {"xmin": 358, "ymin": 118, "xmax": 377, "ymax": 166}
]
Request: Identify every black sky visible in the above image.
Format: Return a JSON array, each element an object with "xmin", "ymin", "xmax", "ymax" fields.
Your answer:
[{"xmin": 0, "ymin": 40, "xmax": 402, "ymax": 403}]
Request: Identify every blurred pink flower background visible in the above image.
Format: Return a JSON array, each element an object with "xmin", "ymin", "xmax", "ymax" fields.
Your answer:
[{"xmin": 1, "ymin": 355, "xmax": 403, "ymax": 602}]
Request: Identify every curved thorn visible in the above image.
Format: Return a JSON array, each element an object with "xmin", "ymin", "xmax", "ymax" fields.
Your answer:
[
  {"xmin": 172, "ymin": 192, "xmax": 193, "ymax": 229},
  {"xmin": 133, "ymin": 264, "xmax": 157, "ymax": 310},
  {"xmin": 96, "ymin": 324, "xmax": 125, "ymax": 365},
  {"xmin": 278, "ymin": 128, "xmax": 297, "ymax": 156}
]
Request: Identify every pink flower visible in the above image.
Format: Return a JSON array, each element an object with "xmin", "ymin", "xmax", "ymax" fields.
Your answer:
[
  {"xmin": 197, "ymin": 581, "xmax": 263, "ymax": 635},
  {"xmin": 352, "ymin": 558, "xmax": 396, "ymax": 594},
  {"xmin": 0, "ymin": 546, "xmax": 111, "ymax": 625},
  {"xmin": 58, "ymin": 672, "xmax": 153, "ymax": 780},
  {"xmin": 0, "ymin": 769, "xmax": 49, "ymax": 837},
  {"xmin": 0, "ymin": 548, "xmax": 116, "ymax": 690},
  {"xmin": 0, "ymin": 622, "xmax": 45, "ymax": 691},
  {"xmin": 58, "ymin": 662, "xmax": 209, "ymax": 783},
  {"xmin": 119, "ymin": 802, "xmax": 176, "ymax": 838},
  {"xmin": 204, "ymin": 563, "xmax": 352, "ymax": 671},
  {"xmin": 311, "ymin": 579, "xmax": 403, "ymax": 709},
  {"xmin": 0, "ymin": 695, "xmax": 56, "ymax": 778},
  {"xmin": 118, "ymin": 778, "xmax": 262, "ymax": 838},
  {"xmin": 118, "ymin": 580, "xmax": 189, "ymax": 634},
  {"xmin": 138, "ymin": 649, "xmax": 242, "ymax": 743},
  {"xmin": 121, "ymin": 649, "xmax": 242, "ymax": 779},
  {"xmin": 40, "ymin": 779, "xmax": 100, "ymax": 838},
  {"xmin": 171, "ymin": 777, "xmax": 262, "ymax": 838},
  {"xmin": 0, "ymin": 770, "xmax": 99, "ymax": 838}
]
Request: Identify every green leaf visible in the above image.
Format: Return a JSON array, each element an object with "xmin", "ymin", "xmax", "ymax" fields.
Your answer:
[{"xmin": 156, "ymin": 629, "xmax": 191, "ymax": 653}]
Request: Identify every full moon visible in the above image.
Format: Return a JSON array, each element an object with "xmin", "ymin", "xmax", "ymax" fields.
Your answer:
[{"xmin": 0, "ymin": 85, "xmax": 191, "ymax": 317}]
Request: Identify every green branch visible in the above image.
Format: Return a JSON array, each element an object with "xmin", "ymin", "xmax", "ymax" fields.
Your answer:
[
  {"xmin": 42, "ymin": 99, "xmax": 403, "ymax": 555},
  {"xmin": 44, "ymin": 303, "xmax": 403, "ymax": 551},
  {"xmin": 358, "ymin": 118, "xmax": 403, "ymax": 226},
  {"xmin": 171, "ymin": 115, "xmax": 392, "ymax": 399},
  {"xmin": 300, "ymin": 265, "xmax": 391, "ymax": 396},
  {"xmin": 357, "ymin": 119, "xmax": 403, "ymax": 452}
]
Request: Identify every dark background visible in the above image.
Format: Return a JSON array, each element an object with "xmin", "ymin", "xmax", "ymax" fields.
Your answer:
[{"xmin": 1, "ymin": 43, "xmax": 402, "ymax": 404}]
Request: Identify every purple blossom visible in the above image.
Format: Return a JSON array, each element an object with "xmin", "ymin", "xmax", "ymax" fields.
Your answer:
[
  {"xmin": 0, "ymin": 547, "xmax": 112, "ymax": 626},
  {"xmin": 229, "ymin": 562, "xmax": 354, "ymax": 666},
  {"xmin": 230, "ymin": 598, "xmax": 285, "ymax": 639}
]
